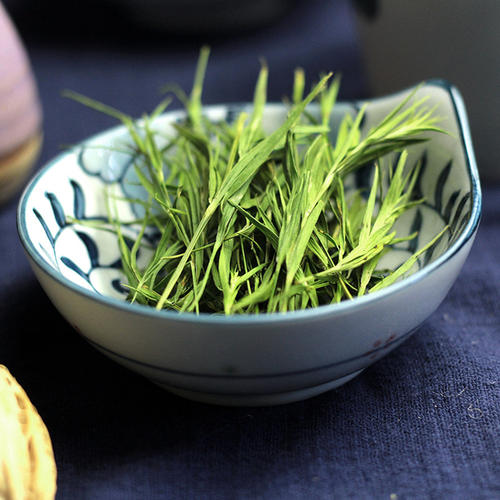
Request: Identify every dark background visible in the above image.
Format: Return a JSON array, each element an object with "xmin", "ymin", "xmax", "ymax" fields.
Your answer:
[
  {"xmin": 1, "ymin": 0, "xmax": 499, "ymax": 498},
  {"xmin": 4, "ymin": 0, "xmax": 367, "ymax": 168}
]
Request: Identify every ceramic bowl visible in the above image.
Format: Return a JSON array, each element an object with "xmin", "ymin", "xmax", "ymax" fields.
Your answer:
[{"xmin": 17, "ymin": 81, "xmax": 481, "ymax": 406}]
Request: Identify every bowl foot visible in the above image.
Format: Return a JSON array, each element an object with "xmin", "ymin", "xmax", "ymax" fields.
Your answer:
[{"xmin": 156, "ymin": 369, "xmax": 364, "ymax": 407}]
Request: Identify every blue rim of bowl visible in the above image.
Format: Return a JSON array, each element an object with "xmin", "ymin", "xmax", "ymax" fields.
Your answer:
[{"xmin": 17, "ymin": 80, "xmax": 482, "ymax": 326}]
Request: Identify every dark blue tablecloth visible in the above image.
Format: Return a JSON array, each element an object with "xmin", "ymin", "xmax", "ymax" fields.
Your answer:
[{"xmin": 1, "ymin": 1, "xmax": 499, "ymax": 498}]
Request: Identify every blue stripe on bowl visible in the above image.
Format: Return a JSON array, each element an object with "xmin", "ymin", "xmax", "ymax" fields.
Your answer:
[{"xmin": 85, "ymin": 326, "xmax": 417, "ymax": 380}]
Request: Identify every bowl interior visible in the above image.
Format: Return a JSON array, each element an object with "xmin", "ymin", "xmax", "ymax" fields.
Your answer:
[{"xmin": 19, "ymin": 83, "xmax": 477, "ymax": 307}]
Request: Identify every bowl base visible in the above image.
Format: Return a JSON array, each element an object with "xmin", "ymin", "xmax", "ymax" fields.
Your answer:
[{"xmin": 156, "ymin": 369, "xmax": 364, "ymax": 407}]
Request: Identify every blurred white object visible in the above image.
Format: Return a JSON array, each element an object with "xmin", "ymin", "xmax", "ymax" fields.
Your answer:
[
  {"xmin": 355, "ymin": 0, "xmax": 500, "ymax": 181},
  {"xmin": 0, "ymin": 1, "xmax": 42, "ymax": 203}
]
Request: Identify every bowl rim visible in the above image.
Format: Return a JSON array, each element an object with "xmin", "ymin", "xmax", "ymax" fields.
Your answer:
[{"xmin": 17, "ymin": 80, "xmax": 482, "ymax": 325}]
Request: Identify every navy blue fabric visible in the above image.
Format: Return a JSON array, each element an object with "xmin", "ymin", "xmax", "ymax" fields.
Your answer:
[{"xmin": 1, "ymin": 1, "xmax": 499, "ymax": 498}]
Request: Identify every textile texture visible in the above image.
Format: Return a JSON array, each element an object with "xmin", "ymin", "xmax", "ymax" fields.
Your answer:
[{"xmin": 0, "ymin": 1, "xmax": 498, "ymax": 498}]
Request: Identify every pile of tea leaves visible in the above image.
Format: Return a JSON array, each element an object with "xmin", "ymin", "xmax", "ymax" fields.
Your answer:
[{"xmin": 66, "ymin": 48, "xmax": 446, "ymax": 314}]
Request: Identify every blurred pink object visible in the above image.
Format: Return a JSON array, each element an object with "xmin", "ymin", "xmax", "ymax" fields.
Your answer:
[{"xmin": 0, "ymin": 1, "xmax": 42, "ymax": 203}]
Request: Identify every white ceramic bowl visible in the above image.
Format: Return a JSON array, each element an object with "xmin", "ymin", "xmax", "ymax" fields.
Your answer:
[{"xmin": 17, "ymin": 81, "xmax": 481, "ymax": 406}]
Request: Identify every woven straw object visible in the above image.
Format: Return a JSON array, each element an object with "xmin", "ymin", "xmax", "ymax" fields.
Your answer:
[{"xmin": 0, "ymin": 365, "xmax": 56, "ymax": 500}]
